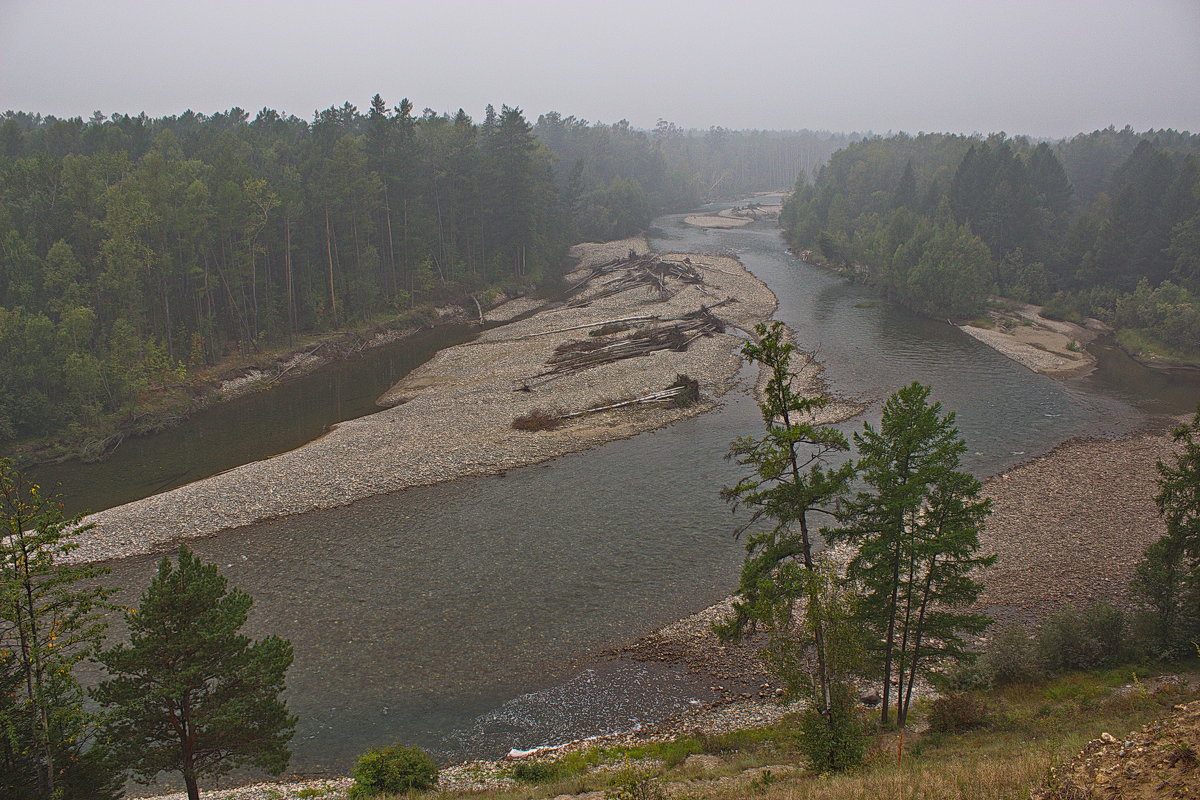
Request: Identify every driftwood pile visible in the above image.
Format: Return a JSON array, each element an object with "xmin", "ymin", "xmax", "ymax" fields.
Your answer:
[
  {"xmin": 524, "ymin": 310, "xmax": 725, "ymax": 385},
  {"xmin": 567, "ymin": 252, "xmax": 705, "ymax": 308}
]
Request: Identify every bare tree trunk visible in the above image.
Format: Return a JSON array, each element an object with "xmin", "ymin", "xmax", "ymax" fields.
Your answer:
[
  {"xmin": 880, "ymin": 536, "xmax": 904, "ymax": 726},
  {"xmin": 776, "ymin": 398, "xmax": 832, "ymax": 720},
  {"xmin": 284, "ymin": 218, "xmax": 295, "ymax": 341},
  {"xmin": 324, "ymin": 207, "xmax": 338, "ymax": 325},
  {"xmin": 10, "ymin": 523, "xmax": 57, "ymax": 798},
  {"xmin": 900, "ymin": 567, "xmax": 938, "ymax": 726},
  {"xmin": 384, "ymin": 187, "xmax": 397, "ymax": 298},
  {"xmin": 895, "ymin": 525, "xmax": 920, "ymax": 727},
  {"xmin": 180, "ymin": 694, "xmax": 200, "ymax": 800}
]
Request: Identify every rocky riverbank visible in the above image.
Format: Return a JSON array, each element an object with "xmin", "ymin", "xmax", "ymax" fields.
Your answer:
[
  {"xmin": 71, "ymin": 237, "xmax": 809, "ymax": 564},
  {"xmin": 976, "ymin": 425, "xmax": 1178, "ymax": 626}
]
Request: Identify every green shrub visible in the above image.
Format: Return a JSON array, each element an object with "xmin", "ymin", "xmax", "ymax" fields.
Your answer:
[
  {"xmin": 933, "ymin": 656, "xmax": 992, "ymax": 692},
  {"xmin": 510, "ymin": 760, "xmax": 561, "ymax": 784},
  {"xmin": 928, "ymin": 693, "xmax": 991, "ymax": 733},
  {"xmin": 1036, "ymin": 603, "xmax": 1128, "ymax": 673},
  {"xmin": 604, "ymin": 764, "xmax": 665, "ymax": 800},
  {"xmin": 349, "ymin": 743, "xmax": 438, "ymax": 798},
  {"xmin": 795, "ymin": 705, "xmax": 866, "ymax": 773}
]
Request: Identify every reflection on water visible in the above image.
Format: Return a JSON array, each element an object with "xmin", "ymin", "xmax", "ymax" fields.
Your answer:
[{"xmin": 96, "ymin": 208, "xmax": 1200, "ymax": 785}]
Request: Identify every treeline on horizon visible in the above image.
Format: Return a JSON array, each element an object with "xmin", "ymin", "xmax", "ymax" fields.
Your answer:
[
  {"xmin": 0, "ymin": 100, "xmax": 852, "ymax": 449},
  {"xmin": 782, "ymin": 125, "xmax": 1200, "ymax": 363}
]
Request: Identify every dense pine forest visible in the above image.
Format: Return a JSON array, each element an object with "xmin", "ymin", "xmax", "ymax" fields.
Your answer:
[
  {"xmin": 781, "ymin": 127, "xmax": 1200, "ymax": 362},
  {"xmin": 0, "ymin": 100, "xmax": 849, "ymax": 453}
]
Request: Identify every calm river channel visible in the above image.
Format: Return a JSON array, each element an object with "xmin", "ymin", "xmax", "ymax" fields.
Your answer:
[{"xmin": 56, "ymin": 201, "xmax": 1200, "ymax": 786}]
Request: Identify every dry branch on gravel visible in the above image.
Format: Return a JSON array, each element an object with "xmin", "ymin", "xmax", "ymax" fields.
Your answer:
[
  {"xmin": 511, "ymin": 408, "xmax": 562, "ymax": 431},
  {"xmin": 566, "ymin": 253, "xmax": 706, "ymax": 307},
  {"xmin": 514, "ymin": 375, "xmax": 703, "ymax": 430}
]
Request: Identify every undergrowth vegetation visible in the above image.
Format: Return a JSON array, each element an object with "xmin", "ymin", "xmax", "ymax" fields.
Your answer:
[{"xmin": 339, "ymin": 660, "xmax": 1197, "ymax": 800}]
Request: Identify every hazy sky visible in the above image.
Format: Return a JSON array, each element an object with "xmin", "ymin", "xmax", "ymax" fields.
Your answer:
[{"xmin": 1, "ymin": 0, "xmax": 1197, "ymax": 137}]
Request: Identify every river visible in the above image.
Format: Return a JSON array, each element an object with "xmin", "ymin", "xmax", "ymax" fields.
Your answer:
[{"xmin": 62, "ymin": 203, "xmax": 1200, "ymax": 786}]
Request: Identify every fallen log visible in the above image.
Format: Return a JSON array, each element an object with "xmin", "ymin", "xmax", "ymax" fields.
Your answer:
[{"xmin": 524, "ymin": 314, "xmax": 725, "ymax": 385}]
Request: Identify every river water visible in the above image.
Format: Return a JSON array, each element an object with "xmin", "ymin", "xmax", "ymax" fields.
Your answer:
[
  {"xmin": 31, "ymin": 324, "xmax": 478, "ymax": 518},
  {"xmin": 67, "ymin": 204, "xmax": 1200, "ymax": 785}
]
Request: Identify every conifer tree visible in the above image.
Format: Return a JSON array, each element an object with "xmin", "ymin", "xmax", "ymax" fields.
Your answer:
[
  {"xmin": 1134, "ymin": 405, "xmax": 1200, "ymax": 653},
  {"xmin": 832, "ymin": 383, "xmax": 993, "ymax": 726},
  {"xmin": 94, "ymin": 546, "xmax": 295, "ymax": 800}
]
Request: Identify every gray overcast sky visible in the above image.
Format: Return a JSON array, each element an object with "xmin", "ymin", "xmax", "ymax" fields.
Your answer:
[{"xmin": 1, "ymin": 0, "xmax": 1197, "ymax": 137}]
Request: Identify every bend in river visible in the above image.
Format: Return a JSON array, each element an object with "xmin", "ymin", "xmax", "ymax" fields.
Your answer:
[{"xmin": 83, "ymin": 201, "xmax": 1200, "ymax": 790}]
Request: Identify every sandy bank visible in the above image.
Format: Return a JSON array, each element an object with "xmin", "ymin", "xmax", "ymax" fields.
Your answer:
[
  {"xmin": 960, "ymin": 303, "xmax": 1103, "ymax": 378},
  {"xmin": 73, "ymin": 237, "xmax": 788, "ymax": 563},
  {"xmin": 683, "ymin": 204, "xmax": 782, "ymax": 230}
]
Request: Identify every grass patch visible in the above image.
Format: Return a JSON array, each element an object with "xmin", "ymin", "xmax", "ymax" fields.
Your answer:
[{"xmin": 965, "ymin": 316, "xmax": 996, "ymax": 329}]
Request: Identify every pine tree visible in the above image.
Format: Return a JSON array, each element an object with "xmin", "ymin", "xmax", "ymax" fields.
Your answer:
[
  {"xmin": 832, "ymin": 383, "xmax": 993, "ymax": 726},
  {"xmin": 94, "ymin": 546, "xmax": 295, "ymax": 800}
]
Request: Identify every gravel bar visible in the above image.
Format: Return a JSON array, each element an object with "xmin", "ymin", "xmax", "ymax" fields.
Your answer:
[{"xmin": 72, "ymin": 237, "xmax": 785, "ymax": 564}]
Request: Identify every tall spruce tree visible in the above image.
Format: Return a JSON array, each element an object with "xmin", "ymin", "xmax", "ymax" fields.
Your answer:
[
  {"xmin": 831, "ymin": 383, "xmax": 993, "ymax": 726},
  {"xmin": 94, "ymin": 546, "xmax": 295, "ymax": 800}
]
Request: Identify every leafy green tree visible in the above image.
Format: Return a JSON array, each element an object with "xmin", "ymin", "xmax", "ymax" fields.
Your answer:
[
  {"xmin": 0, "ymin": 461, "xmax": 118, "ymax": 800},
  {"xmin": 1134, "ymin": 405, "xmax": 1200, "ymax": 653},
  {"xmin": 831, "ymin": 383, "xmax": 993, "ymax": 726},
  {"xmin": 94, "ymin": 545, "xmax": 296, "ymax": 800},
  {"xmin": 717, "ymin": 322, "xmax": 859, "ymax": 766}
]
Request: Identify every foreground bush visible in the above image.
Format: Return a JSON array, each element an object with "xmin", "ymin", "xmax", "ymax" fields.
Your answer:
[
  {"xmin": 511, "ymin": 760, "xmax": 562, "ymax": 783},
  {"xmin": 796, "ymin": 704, "xmax": 867, "ymax": 773},
  {"xmin": 1036, "ymin": 603, "xmax": 1128, "ymax": 673},
  {"xmin": 929, "ymin": 693, "xmax": 992, "ymax": 733},
  {"xmin": 349, "ymin": 743, "xmax": 438, "ymax": 798},
  {"xmin": 982, "ymin": 625, "xmax": 1042, "ymax": 686}
]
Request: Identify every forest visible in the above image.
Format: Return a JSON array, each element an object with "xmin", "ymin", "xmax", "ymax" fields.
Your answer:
[
  {"xmin": 0, "ymin": 101, "xmax": 849, "ymax": 452},
  {"xmin": 781, "ymin": 127, "xmax": 1200, "ymax": 362}
]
